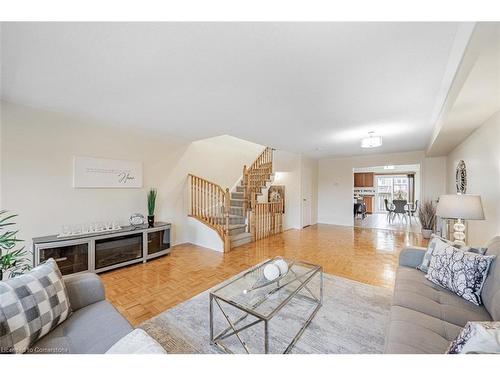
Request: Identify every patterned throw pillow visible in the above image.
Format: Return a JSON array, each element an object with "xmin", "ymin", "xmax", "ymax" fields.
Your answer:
[
  {"xmin": 418, "ymin": 234, "xmax": 488, "ymax": 273},
  {"xmin": 418, "ymin": 235, "xmax": 454, "ymax": 272},
  {"xmin": 447, "ymin": 321, "xmax": 500, "ymax": 354},
  {"xmin": 426, "ymin": 240, "xmax": 495, "ymax": 305},
  {"xmin": 0, "ymin": 258, "xmax": 72, "ymax": 353}
]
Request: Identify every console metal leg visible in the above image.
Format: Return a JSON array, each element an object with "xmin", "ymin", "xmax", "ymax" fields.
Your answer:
[
  {"xmin": 209, "ymin": 294, "xmax": 214, "ymax": 344},
  {"xmin": 264, "ymin": 320, "xmax": 269, "ymax": 354}
]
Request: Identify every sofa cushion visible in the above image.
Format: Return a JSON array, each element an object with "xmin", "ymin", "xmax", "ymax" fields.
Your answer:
[
  {"xmin": 481, "ymin": 236, "xmax": 500, "ymax": 320},
  {"xmin": 385, "ymin": 306, "xmax": 463, "ymax": 354},
  {"xmin": 32, "ymin": 300, "xmax": 133, "ymax": 354},
  {"xmin": 393, "ymin": 267, "xmax": 491, "ymax": 327},
  {"xmin": 0, "ymin": 259, "xmax": 72, "ymax": 353}
]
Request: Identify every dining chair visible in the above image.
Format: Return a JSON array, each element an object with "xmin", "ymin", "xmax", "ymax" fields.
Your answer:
[
  {"xmin": 406, "ymin": 200, "xmax": 419, "ymax": 223},
  {"xmin": 392, "ymin": 200, "xmax": 408, "ymax": 222},
  {"xmin": 384, "ymin": 199, "xmax": 395, "ymax": 222}
]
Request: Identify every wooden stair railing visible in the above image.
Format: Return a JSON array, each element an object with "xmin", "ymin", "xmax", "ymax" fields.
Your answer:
[
  {"xmin": 250, "ymin": 200, "xmax": 284, "ymax": 241},
  {"xmin": 242, "ymin": 147, "xmax": 273, "ymax": 214},
  {"xmin": 188, "ymin": 174, "xmax": 231, "ymax": 252}
]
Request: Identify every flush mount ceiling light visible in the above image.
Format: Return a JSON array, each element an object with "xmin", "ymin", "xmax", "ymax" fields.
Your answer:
[
  {"xmin": 384, "ymin": 165, "xmax": 395, "ymax": 170},
  {"xmin": 361, "ymin": 131, "xmax": 382, "ymax": 148}
]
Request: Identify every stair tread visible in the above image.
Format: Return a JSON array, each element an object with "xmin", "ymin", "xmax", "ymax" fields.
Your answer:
[
  {"xmin": 228, "ymin": 224, "xmax": 247, "ymax": 229},
  {"xmin": 230, "ymin": 232, "xmax": 252, "ymax": 241}
]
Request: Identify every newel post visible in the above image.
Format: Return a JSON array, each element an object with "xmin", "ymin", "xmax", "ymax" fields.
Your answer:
[
  {"xmin": 242, "ymin": 165, "xmax": 248, "ymax": 214},
  {"xmin": 224, "ymin": 187, "xmax": 231, "ymax": 252}
]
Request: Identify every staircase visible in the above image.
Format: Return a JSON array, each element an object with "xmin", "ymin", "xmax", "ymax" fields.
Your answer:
[{"xmin": 188, "ymin": 147, "xmax": 279, "ymax": 252}]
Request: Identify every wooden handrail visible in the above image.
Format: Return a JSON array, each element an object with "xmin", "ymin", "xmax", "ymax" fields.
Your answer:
[
  {"xmin": 188, "ymin": 174, "xmax": 231, "ymax": 252},
  {"xmin": 248, "ymin": 147, "xmax": 273, "ymax": 173},
  {"xmin": 242, "ymin": 147, "xmax": 274, "ymax": 214}
]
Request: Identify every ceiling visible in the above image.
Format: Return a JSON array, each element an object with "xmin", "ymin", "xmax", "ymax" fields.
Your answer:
[
  {"xmin": 1, "ymin": 22, "xmax": 472, "ymax": 157},
  {"xmin": 427, "ymin": 23, "xmax": 500, "ymax": 156}
]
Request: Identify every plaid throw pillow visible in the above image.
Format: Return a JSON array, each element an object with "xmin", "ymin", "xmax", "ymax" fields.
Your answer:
[{"xmin": 0, "ymin": 258, "xmax": 72, "ymax": 353}]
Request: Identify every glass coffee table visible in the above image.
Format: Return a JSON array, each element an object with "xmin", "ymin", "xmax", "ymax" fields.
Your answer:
[{"xmin": 209, "ymin": 257, "xmax": 323, "ymax": 354}]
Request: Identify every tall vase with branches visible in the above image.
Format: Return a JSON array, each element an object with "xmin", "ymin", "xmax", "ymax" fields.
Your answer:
[
  {"xmin": 147, "ymin": 189, "xmax": 157, "ymax": 227},
  {"xmin": 0, "ymin": 210, "xmax": 31, "ymax": 280},
  {"xmin": 418, "ymin": 200, "xmax": 436, "ymax": 239}
]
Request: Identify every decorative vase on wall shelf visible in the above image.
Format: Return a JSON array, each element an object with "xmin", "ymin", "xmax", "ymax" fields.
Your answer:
[{"xmin": 147, "ymin": 215, "xmax": 155, "ymax": 227}]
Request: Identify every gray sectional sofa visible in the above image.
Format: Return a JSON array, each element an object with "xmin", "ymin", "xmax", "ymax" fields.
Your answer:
[
  {"xmin": 32, "ymin": 273, "xmax": 133, "ymax": 354},
  {"xmin": 385, "ymin": 236, "xmax": 500, "ymax": 353}
]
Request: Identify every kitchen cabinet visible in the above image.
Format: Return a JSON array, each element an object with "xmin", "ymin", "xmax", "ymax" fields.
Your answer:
[
  {"xmin": 354, "ymin": 172, "xmax": 374, "ymax": 187},
  {"xmin": 354, "ymin": 173, "xmax": 364, "ymax": 188}
]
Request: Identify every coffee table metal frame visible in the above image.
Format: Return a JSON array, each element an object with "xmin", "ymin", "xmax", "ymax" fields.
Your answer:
[{"xmin": 209, "ymin": 258, "xmax": 323, "ymax": 354}]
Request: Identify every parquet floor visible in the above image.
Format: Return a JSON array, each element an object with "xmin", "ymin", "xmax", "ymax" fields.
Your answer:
[
  {"xmin": 355, "ymin": 213, "xmax": 421, "ymax": 234},
  {"xmin": 100, "ymin": 224, "xmax": 427, "ymax": 326}
]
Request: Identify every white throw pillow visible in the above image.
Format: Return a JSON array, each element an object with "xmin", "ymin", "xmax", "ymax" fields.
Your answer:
[
  {"xmin": 418, "ymin": 234, "xmax": 487, "ymax": 273},
  {"xmin": 447, "ymin": 321, "xmax": 500, "ymax": 354},
  {"xmin": 426, "ymin": 240, "xmax": 495, "ymax": 305},
  {"xmin": 106, "ymin": 329, "xmax": 167, "ymax": 354}
]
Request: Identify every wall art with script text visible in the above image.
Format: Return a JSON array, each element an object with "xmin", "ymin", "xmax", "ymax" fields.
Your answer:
[{"xmin": 73, "ymin": 156, "xmax": 143, "ymax": 188}]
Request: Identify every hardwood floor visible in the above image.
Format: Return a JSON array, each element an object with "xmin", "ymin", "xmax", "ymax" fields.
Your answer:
[
  {"xmin": 100, "ymin": 223, "xmax": 427, "ymax": 326},
  {"xmin": 355, "ymin": 212, "xmax": 421, "ymax": 233}
]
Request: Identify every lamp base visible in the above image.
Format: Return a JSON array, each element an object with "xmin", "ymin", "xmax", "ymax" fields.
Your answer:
[{"xmin": 452, "ymin": 219, "xmax": 466, "ymax": 247}]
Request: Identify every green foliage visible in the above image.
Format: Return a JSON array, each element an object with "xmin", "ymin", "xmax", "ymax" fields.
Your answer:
[
  {"xmin": 147, "ymin": 189, "xmax": 157, "ymax": 216},
  {"xmin": 0, "ymin": 210, "xmax": 31, "ymax": 279}
]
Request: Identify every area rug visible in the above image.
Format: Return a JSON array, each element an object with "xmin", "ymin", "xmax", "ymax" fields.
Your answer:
[{"xmin": 140, "ymin": 271, "xmax": 392, "ymax": 354}]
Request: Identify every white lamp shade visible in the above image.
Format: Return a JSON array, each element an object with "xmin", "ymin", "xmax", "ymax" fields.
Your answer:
[{"xmin": 436, "ymin": 194, "xmax": 485, "ymax": 220}]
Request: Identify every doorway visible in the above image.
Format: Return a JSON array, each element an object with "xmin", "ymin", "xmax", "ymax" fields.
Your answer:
[
  {"xmin": 375, "ymin": 174, "xmax": 414, "ymax": 213},
  {"xmin": 302, "ymin": 163, "xmax": 313, "ymax": 228},
  {"xmin": 353, "ymin": 164, "xmax": 421, "ymax": 233}
]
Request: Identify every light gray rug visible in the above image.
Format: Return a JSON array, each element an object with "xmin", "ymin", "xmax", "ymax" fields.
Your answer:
[{"xmin": 141, "ymin": 272, "xmax": 392, "ymax": 354}]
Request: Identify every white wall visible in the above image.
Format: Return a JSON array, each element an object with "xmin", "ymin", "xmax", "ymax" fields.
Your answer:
[
  {"xmin": 270, "ymin": 150, "xmax": 302, "ymax": 230},
  {"xmin": 0, "ymin": 102, "xmax": 268, "ymax": 256},
  {"xmin": 422, "ymin": 156, "xmax": 447, "ymax": 201},
  {"xmin": 1, "ymin": 101, "xmax": 189, "ymax": 252},
  {"xmin": 318, "ymin": 151, "xmax": 447, "ymax": 226},
  {"xmin": 446, "ymin": 111, "xmax": 500, "ymax": 245},
  {"xmin": 301, "ymin": 156, "xmax": 319, "ymax": 226}
]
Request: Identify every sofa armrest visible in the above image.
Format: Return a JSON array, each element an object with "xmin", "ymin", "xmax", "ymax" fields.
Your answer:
[
  {"xmin": 399, "ymin": 246, "xmax": 427, "ymax": 268},
  {"xmin": 64, "ymin": 273, "xmax": 105, "ymax": 311}
]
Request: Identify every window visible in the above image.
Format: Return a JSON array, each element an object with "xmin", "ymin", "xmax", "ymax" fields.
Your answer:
[{"xmin": 375, "ymin": 175, "xmax": 410, "ymax": 212}]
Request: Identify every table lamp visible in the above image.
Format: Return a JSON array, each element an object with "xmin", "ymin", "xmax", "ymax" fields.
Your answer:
[{"xmin": 436, "ymin": 194, "xmax": 485, "ymax": 246}]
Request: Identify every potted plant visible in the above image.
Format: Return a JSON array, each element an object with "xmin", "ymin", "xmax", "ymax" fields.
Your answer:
[
  {"xmin": 418, "ymin": 200, "xmax": 436, "ymax": 239},
  {"xmin": 147, "ymin": 188, "xmax": 157, "ymax": 227},
  {"xmin": 0, "ymin": 210, "xmax": 31, "ymax": 280}
]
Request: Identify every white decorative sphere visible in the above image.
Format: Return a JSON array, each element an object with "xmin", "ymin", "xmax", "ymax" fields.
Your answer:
[
  {"xmin": 263, "ymin": 264, "xmax": 280, "ymax": 281},
  {"xmin": 274, "ymin": 259, "xmax": 289, "ymax": 276}
]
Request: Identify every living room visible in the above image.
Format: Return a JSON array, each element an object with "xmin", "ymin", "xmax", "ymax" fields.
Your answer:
[{"xmin": 1, "ymin": 2, "xmax": 500, "ymax": 373}]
